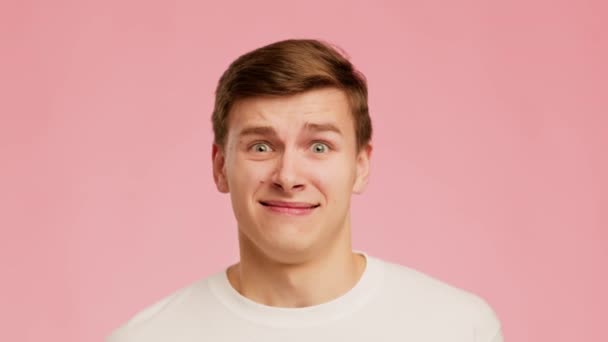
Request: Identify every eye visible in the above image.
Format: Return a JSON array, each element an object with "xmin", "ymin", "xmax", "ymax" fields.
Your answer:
[
  {"xmin": 311, "ymin": 142, "xmax": 330, "ymax": 153},
  {"xmin": 250, "ymin": 142, "xmax": 273, "ymax": 153}
]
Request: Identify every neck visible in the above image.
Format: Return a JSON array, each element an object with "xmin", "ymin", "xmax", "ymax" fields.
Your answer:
[{"xmin": 227, "ymin": 228, "xmax": 366, "ymax": 308}]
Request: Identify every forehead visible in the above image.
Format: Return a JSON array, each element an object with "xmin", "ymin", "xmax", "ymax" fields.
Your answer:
[{"xmin": 227, "ymin": 88, "xmax": 354, "ymax": 132}]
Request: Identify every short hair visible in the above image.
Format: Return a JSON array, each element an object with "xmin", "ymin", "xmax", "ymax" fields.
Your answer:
[{"xmin": 211, "ymin": 39, "xmax": 372, "ymax": 152}]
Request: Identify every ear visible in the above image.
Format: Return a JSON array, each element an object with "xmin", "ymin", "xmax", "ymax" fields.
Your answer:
[
  {"xmin": 353, "ymin": 143, "xmax": 372, "ymax": 194},
  {"xmin": 212, "ymin": 143, "xmax": 230, "ymax": 193}
]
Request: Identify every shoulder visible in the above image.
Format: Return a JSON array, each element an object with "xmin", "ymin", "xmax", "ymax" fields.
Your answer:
[
  {"xmin": 105, "ymin": 273, "xmax": 220, "ymax": 342},
  {"xmin": 374, "ymin": 257, "xmax": 503, "ymax": 340}
]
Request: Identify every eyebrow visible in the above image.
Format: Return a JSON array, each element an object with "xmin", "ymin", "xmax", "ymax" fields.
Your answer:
[
  {"xmin": 237, "ymin": 122, "xmax": 343, "ymax": 138},
  {"xmin": 237, "ymin": 126, "xmax": 278, "ymax": 138},
  {"xmin": 303, "ymin": 122, "xmax": 343, "ymax": 136}
]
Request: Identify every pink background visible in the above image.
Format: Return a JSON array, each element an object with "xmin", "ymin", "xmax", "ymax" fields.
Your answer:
[{"xmin": 1, "ymin": 1, "xmax": 606, "ymax": 341}]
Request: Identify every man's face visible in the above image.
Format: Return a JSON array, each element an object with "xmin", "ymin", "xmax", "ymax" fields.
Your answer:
[{"xmin": 212, "ymin": 87, "xmax": 371, "ymax": 263}]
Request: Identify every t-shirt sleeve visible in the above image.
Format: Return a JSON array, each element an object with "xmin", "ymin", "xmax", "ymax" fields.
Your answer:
[
  {"xmin": 474, "ymin": 296, "xmax": 503, "ymax": 342},
  {"xmin": 490, "ymin": 329, "xmax": 504, "ymax": 342},
  {"xmin": 105, "ymin": 286, "xmax": 190, "ymax": 342}
]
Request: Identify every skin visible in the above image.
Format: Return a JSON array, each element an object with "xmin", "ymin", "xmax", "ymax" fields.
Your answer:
[{"xmin": 212, "ymin": 87, "xmax": 372, "ymax": 308}]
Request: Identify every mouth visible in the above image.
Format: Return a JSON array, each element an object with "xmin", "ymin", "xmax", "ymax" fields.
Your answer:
[{"xmin": 259, "ymin": 200, "xmax": 320, "ymax": 215}]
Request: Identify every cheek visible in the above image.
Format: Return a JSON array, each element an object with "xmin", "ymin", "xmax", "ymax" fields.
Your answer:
[
  {"xmin": 229, "ymin": 159, "xmax": 274, "ymax": 188},
  {"xmin": 308, "ymin": 158, "xmax": 356, "ymax": 193}
]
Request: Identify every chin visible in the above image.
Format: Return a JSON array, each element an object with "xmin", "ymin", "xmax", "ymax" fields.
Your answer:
[{"xmin": 255, "ymin": 233, "xmax": 321, "ymax": 264}]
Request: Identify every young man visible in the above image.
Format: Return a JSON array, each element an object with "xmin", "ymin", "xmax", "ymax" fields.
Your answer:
[{"xmin": 107, "ymin": 39, "xmax": 504, "ymax": 341}]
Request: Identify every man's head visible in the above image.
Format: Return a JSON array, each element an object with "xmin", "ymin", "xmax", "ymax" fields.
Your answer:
[
  {"xmin": 211, "ymin": 39, "xmax": 373, "ymax": 263},
  {"xmin": 212, "ymin": 39, "xmax": 372, "ymax": 152}
]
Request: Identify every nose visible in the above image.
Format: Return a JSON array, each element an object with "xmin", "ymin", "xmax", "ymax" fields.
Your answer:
[{"xmin": 271, "ymin": 150, "xmax": 305, "ymax": 193}]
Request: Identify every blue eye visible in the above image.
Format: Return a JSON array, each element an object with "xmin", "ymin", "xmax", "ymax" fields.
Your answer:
[
  {"xmin": 311, "ymin": 142, "xmax": 329, "ymax": 153},
  {"xmin": 251, "ymin": 143, "xmax": 272, "ymax": 153}
]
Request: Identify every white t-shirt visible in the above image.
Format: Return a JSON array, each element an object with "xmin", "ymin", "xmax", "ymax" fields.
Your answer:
[{"xmin": 107, "ymin": 252, "xmax": 503, "ymax": 341}]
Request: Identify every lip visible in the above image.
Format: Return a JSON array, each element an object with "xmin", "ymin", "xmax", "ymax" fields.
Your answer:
[
  {"xmin": 259, "ymin": 200, "xmax": 319, "ymax": 208},
  {"xmin": 259, "ymin": 200, "xmax": 320, "ymax": 216}
]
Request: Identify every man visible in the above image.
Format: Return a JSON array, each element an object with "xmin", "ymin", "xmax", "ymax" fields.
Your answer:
[{"xmin": 107, "ymin": 39, "xmax": 504, "ymax": 341}]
